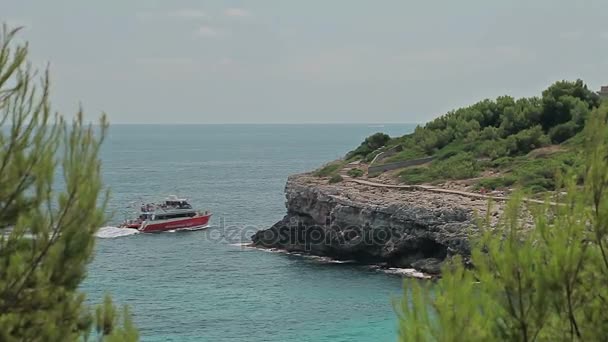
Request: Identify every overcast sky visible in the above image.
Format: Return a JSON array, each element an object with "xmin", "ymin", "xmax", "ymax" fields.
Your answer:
[{"xmin": 4, "ymin": 0, "xmax": 608, "ymax": 124}]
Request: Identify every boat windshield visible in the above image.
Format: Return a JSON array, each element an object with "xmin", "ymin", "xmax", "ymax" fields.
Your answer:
[{"xmin": 164, "ymin": 200, "xmax": 192, "ymax": 209}]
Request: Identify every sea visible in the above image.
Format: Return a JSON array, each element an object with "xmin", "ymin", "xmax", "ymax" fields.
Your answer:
[{"xmin": 84, "ymin": 123, "xmax": 418, "ymax": 342}]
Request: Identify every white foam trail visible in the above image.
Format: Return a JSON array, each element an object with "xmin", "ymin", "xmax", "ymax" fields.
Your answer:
[
  {"xmin": 229, "ymin": 242, "xmax": 254, "ymax": 247},
  {"xmin": 96, "ymin": 226, "xmax": 140, "ymax": 239},
  {"xmin": 378, "ymin": 267, "xmax": 432, "ymax": 279},
  {"xmin": 304, "ymin": 255, "xmax": 356, "ymax": 264}
]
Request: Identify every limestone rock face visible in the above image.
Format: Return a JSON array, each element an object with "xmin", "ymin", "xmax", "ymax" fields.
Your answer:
[{"xmin": 252, "ymin": 174, "xmax": 499, "ymax": 273}]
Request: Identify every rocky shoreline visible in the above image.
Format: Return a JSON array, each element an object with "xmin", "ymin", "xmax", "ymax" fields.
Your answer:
[{"xmin": 251, "ymin": 173, "xmax": 505, "ymax": 275}]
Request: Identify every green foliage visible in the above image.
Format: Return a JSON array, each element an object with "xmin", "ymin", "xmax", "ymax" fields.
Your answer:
[
  {"xmin": 328, "ymin": 174, "xmax": 343, "ymax": 184},
  {"xmin": 511, "ymin": 125, "xmax": 550, "ymax": 153},
  {"xmin": 396, "ymin": 106, "xmax": 608, "ymax": 341},
  {"xmin": 509, "ymin": 151, "xmax": 582, "ymax": 192},
  {"xmin": 399, "ymin": 153, "xmax": 479, "ymax": 184},
  {"xmin": 313, "ymin": 161, "xmax": 344, "ymax": 177},
  {"xmin": 371, "ymin": 80, "xmax": 595, "ymax": 161},
  {"xmin": 475, "ymin": 175, "xmax": 517, "ymax": 190},
  {"xmin": 540, "ymin": 79, "xmax": 599, "ymax": 130},
  {"xmin": 478, "ymin": 151, "xmax": 583, "ymax": 193},
  {"xmin": 398, "ymin": 167, "xmax": 434, "ymax": 184},
  {"xmin": 346, "ymin": 168, "xmax": 364, "ymax": 178},
  {"xmin": 499, "ymin": 97, "xmax": 542, "ymax": 135},
  {"xmin": 345, "ymin": 132, "xmax": 391, "ymax": 160},
  {"xmin": 0, "ymin": 24, "xmax": 137, "ymax": 341},
  {"xmin": 91, "ymin": 295, "xmax": 139, "ymax": 342},
  {"xmin": 549, "ymin": 120, "xmax": 579, "ymax": 143},
  {"xmin": 432, "ymin": 153, "xmax": 480, "ymax": 179},
  {"xmin": 435, "ymin": 141, "xmax": 472, "ymax": 160},
  {"xmin": 344, "ymin": 80, "xmax": 598, "ymax": 192},
  {"xmin": 381, "ymin": 147, "xmax": 427, "ymax": 164}
]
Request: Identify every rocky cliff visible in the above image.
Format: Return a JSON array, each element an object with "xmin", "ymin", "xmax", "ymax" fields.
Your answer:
[{"xmin": 251, "ymin": 173, "xmax": 503, "ymax": 274}]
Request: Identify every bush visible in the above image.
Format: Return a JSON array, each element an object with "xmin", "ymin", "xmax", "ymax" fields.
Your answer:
[
  {"xmin": 505, "ymin": 152, "xmax": 577, "ymax": 192},
  {"xmin": 346, "ymin": 132, "xmax": 391, "ymax": 159},
  {"xmin": 476, "ymin": 176, "xmax": 517, "ymax": 190},
  {"xmin": 347, "ymin": 168, "xmax": 364, "ymax": 178},
  {"xmin": 511, "ymin": 125, "xmax": 550, "ymax": 154},
  {"xmin": 549, "ymin": 120, "xmax": 579, "ymax": 143},
  {"xmin": 381, "ymin": 147, "xmax": 426, "ymax": 164},
  {"xmin": 329, "ymin": 174, "xmax": 343, "ymax": 184},
  {"xmin": 540, "ymin": 80, "xmax": 599, "ymax": 130},
  {"xmin": 398, "ymin": 167, "xmax": 434, "ymax": 184},
  {"xmin": 395, "ymin": 107, "xmax": 608, "ymax": 341},
  {"xmin": 476, "ymin": 139, "xmax": 510, "ymax": 159},
  {"xmin": 490, "ymin": 156, "xmax": 514, "ymax": 168},
  {"xmin": 432, "ymin": 153, "xmax": 480, "ymax": 180},
  {"xmin": 313, "ymin": 161, "xmax": 343, "ymax": 177},
  {"xmin": 398, "ymin": 153, "xmax": 480, "ymax": 184},
  {"xmin": 436, "ymin": 142, "xmax": 472, "ymax": 160}
]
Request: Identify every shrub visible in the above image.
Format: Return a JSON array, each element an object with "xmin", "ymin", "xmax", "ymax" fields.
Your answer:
[
  {"xmin": 313, "ymin": 161, "xmax": 343, "ymax": 177},
  {"xmin": 475, "ymin": 139, "xmax": 512, "ymax": 159},
  {"xmin": 476, "ymin": 176, "xmax": 517, "ymax": 190},
  {"xmin": 490, "ymin": 156, "xmax": 514, "ymax": 168},
  {"xmin": 511, "ymin": 153, "xmax": 582, "ymax": 192},
  {"xmin": 346, "ymin": 132, "xmax": 391, "ymax": 159},
  {"xmin": 432, "ymin": 153, "xmax": 480, "ymax": 180},
  {"xmin": 399, "ymin": 153, "xmax": 480, "ymax": 184},
  {"xmin": 511, "ymin": 125, "xmax": 550, "ymax": 154},
  {"xmin": 541, "ymin": 81, "xmax": 599, "ymax": 130},
  {"xmin": 436, "ymin": 142, "xmax": 472, "ymax": 160},
  {"xmin": 329, "ymin": 174, "xmax": 343, "ymax": 184},
  {"xmin": 395, "ymin": 106, "xmax": 608, "ymax": 341},
  {"xmin": 398, "ymin": 167, "xmax": 434, "ymax": 184},
  {"xmin": 347, "ymin": 168, "xmax": 364, "ymax": 178},
  {"xmin": 549, "ymin": 120, "xmax": 579, "ymax": 143},
  {"xmin": 381, "ymin": 148, "xmax": 426, "ymax": 164}
]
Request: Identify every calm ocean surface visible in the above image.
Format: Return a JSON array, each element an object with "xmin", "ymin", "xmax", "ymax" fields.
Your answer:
[{"xmin": 83, "ymin": 124, "xmax": 417, "ymax": 342}]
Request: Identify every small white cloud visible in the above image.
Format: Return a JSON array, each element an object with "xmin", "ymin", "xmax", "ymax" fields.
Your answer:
[
  {"xmin": 169, "ymin": 9, "xmax": 207, "ymax": 19},
  {"xmin": 196, "ymin": 26, "xmax": 220, "ymax": 37},
  {"xmin": 225, "ymin": 8, "xmax": 251, "ymax": 17},
  {"xmin": 601, "ymin": 32, "xmax": 608, "ymax": 40}
]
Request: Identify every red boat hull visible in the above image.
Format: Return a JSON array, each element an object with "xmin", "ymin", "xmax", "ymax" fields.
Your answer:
[{"xmin": 138, "ymin": 214, "xmax": 212, "ymax": 233}]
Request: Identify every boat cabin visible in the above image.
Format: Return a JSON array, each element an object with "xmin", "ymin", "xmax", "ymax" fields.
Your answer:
[
  {"xmin": 163, "ymin": 195, "xmax": 192, "ymax": 209},
  {"xmin": 139, "ymin": 210, "xmax": 197, "ymax": 222},
  {"xmin": 138, "ymin": 195, "xmax": 197, "ymax": 221}
]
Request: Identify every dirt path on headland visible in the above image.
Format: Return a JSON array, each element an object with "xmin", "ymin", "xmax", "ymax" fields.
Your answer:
[{"xmin": 342, "ymin": 176, "xmax": 558, "ymax": 206}]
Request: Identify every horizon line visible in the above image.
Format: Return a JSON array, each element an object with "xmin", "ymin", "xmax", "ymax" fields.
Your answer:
[{"xmin": 104, "ymin": 122, "xmax": 422, "ymax": 125}]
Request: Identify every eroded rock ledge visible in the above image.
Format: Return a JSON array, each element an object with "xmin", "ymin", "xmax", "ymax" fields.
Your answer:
[{"xmin": 251, "ymin": 174, "xmax": 504, "ymax": 275}]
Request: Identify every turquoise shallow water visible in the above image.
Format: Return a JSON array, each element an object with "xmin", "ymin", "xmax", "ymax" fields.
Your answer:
[{"xmin": 83, "ymin": 124, "xmax": 416, "ymax": 341}]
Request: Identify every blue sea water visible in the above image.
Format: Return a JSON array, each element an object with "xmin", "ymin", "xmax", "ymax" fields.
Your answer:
[{"xmin": 83, "ymin": 124, "xmax": 417, "ymax": 342}]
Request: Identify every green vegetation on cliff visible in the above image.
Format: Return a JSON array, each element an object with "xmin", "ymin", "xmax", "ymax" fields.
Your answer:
[
  {"xmin": 395, "ymin": 102, "xmax": 608, "ymax": 342},
  {"xmin": 347, "ymin": 79, "xmax": 602, "ymax": 192}
]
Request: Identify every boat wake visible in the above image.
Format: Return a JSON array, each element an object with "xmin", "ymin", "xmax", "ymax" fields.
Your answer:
[
  {"xmin": 96, "ymin": 226, "xmax": 140, "ymax": 239},
  {"xmin": 369, "ymin": 265, "xmax": 432, "ymax": 279}
]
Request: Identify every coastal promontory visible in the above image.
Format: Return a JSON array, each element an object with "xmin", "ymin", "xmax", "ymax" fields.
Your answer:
[
  {"xmin": 252, "ymin": 80, "xmax": 605, "ymax": 275},
  {"xmin": 251, "ymin": 172, "xmax": 506, "ymax": 274}
]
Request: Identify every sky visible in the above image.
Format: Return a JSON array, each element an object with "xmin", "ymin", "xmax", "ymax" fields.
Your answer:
[{"xmin": 4, "ymin": 0, "xmax": 608, "ymax": 124}]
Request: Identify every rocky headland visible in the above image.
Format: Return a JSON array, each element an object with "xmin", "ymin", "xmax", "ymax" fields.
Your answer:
[{"xmin": 251, "ymin": 173, "xmax": 505, "ymax": 275}]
